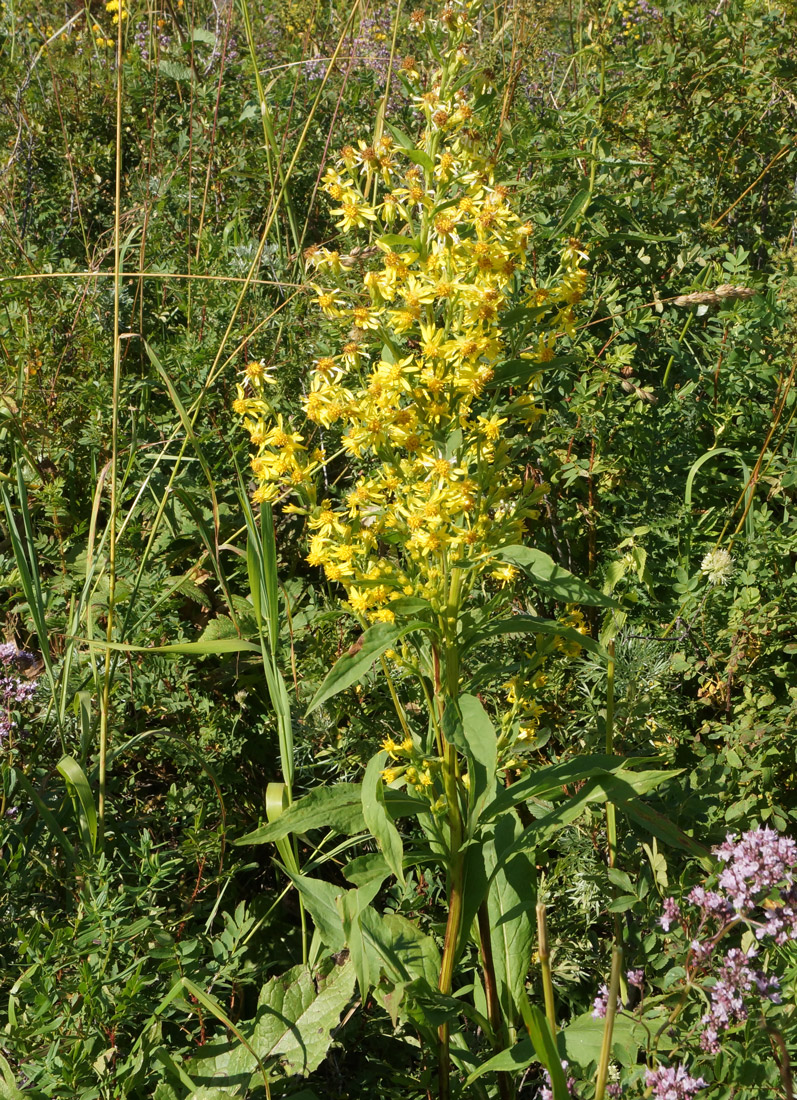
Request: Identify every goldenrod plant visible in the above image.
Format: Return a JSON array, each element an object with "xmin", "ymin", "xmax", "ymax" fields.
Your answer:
[{"xmin": 234, "ymin": 4, "xmax": 671, "ymax": 1096}]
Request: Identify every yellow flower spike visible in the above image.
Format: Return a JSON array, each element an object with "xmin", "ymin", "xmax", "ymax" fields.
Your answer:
[{"xmin": 234, "ymin": 13, "xmax": 585, "ymax": 628}]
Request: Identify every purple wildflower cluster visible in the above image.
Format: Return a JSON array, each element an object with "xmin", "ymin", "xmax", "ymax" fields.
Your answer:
[
  {"xmin": 645, "ymin": 1065, "xmax": 706, "ymax": 1100},
  {"xmin": 700, "ymin": 946, "xmax": 780, "ymax": 1053},
  {"xmin": 539, "ymin": 1060, "xmax": 576, "ymax": 1100},
  {"xmin": 592, "ymin": 969, "xmax": 644, "ymax": 1018},
  {"xmin": 591, "ymin": 982, "xmax": 619, "ymax": 1019},
  {"xmin": 658, "ymin": 827, "xmax": 796, "ymax": 1054},
  {"xmin": 304, "ymin": 56, "xmax": 329, "ymax": 81},
  {"xmin": 133, "ymin": 19, "xmax": 172, "ymax": 59},
  {"xmin": 1, "ymin": 643, "xmax": 37, "ymax": 744},
  {"xmin": 351, "ymin": 14, "xmax": 393, "ymax": 85},
  {"xmin": 715, "ymin": 826, "xmax": 797, "ymax": 925}
]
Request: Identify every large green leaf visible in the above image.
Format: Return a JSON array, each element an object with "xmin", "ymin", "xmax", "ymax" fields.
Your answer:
[
  {"xmin": 362, "ymin": 752, "xmax": 405, "ymax": 884},
  {"xmin": 620, "ymin": 799, "xmax": 710, "ymax": 861},
  {"xmin": 558, "ymin": 1010, "xmax": 638, "ymax": 1067},
  {"xmin": 482, "ymin": 755, "xmax": 662, "ymax": 821},
  {"xmin": 190, "ymin": 961, "xmax": 355, "ymax": 1092},
  {"xmin": 235, "ymin": 784, "xmax": 365, "ymax": 845},
  {"xmin": 236, "ymin": 783, "xmax": 427, "ymax": 846},
  {"xmin": 442, "ymin": 694, "xmax": 497, "ymax": 830},
  {"xmin": 485, "ymin": 813, "xmax": 536, "ymax": 1025},
  {"xmin": 461, "ymin": 614, "xmax": 608, "ymax": 660},
  {"xmin": 493, "ymin": 546, "xmax": 616, "ymax": 608},
  {"xmin": 285, "ymin": 872, "xmax": 346, "ymax": 952},
  {"xmin": 496, "ymin": 769, "xmax": 678, "ymax": 865},
  {"xmin": 0, "ymin": 1052, "xmax": 26, "ymax": 1099},
  {"xmin": 361, "ymin": 909, "xmax": 440, "ymax": 989},
  {"xmin": 305, "ymin": 620, "xmax": 429, "ymax": 715}
]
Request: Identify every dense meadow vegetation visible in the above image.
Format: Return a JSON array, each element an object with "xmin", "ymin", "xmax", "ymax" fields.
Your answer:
[{"xmin": 1, "ymin": 0, "xmax": 796, "ymax": 1096}]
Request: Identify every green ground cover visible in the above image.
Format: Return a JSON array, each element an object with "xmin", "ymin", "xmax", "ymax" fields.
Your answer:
[{"xmin": 0, "ymin": 0, "xmax": 796, "ymax": 1096}]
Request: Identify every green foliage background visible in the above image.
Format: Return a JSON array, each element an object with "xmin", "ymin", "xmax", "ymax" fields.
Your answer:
[{"xmin": 0, "ymin": 0, "xmax": 796, "ymax": 1096}]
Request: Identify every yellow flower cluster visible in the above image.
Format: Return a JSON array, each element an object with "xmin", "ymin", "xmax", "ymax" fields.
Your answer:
[
  {"xmin": 381, "ymin": 735, "xmax": 445, "ymax": 808},
  {"xmin": 554, "ymin": 605, "xmax": 590, "ymax": 657},
  {"xmin": 236, "ymin": 0, "xmax": 588, "ymax": 622},
  {"xmin": 105, "ymin": 0, "xmax": 127, "ymax": 24}
]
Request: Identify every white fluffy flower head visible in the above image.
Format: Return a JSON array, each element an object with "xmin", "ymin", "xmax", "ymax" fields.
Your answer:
[{"xmin": 701, "ymin": 548, "xmax": 733, "ymax": 586}]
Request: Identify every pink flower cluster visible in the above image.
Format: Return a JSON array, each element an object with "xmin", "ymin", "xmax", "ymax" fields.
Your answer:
[
  {"xmin": 657, "ymin": 826, "xmax": 796, "ymax": 1057},
  {"xmin": 1, "ymin": 643, "xmax": 37, "ymax": 744}
]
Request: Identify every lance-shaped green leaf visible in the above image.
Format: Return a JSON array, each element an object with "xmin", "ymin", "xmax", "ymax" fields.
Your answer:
[
  {"xmin": 493, "ymin": 546, "xmax": 616, "ymax": 608},
  {"xmin": 236, "ymin": 783, "xmax": 427, "ymax": 846},
  {"xmin": 465, "ymin": 1037, "xmax": 536, "ymax": 1085},
  {"xmin": 305, "ymin": 620, "xmax": 430, "ymax": 715},
  {"xmin": 446, "ymin": 694, "xmax": 498, "ymax": 830},
  {"xmin": 488, "ymin": 354, "xmax": 576, "ymax": 387},
  {"xmin": 519, "ymin": 1001, "xmax": 571, "ymax": 1100},
  {"xmin": 546, "ymin": 186, "xmax": 591, "ymax": 239},
  {"xmin": 482, "ymin": 754, "xmax": 661, "ymax": 821},
  {"xmin": 362, "ymin": 752, "xmax": 405, "ymax": 884},
  {"xmin": 461, "ymin": 614, "xmax": 608, "ymax": 660},
  {"xmin": 284, "ymin": 871, "xmax": 346, "ymax": 952},
  {"xmin": 236, "ymin": 784, "xmax": 365, "ymax": 845},
  {"xmin": 619, "ymin": 798, "xmax": 710, "ymax": 862},
  {"xmin": 56, "ymin": 756, "xmax": 97, "ymax": 854},
  {"xmin": 495, "ymin": 769, "xmax": 678, "ymax": 866},
  {"xmin": 84, "ymin": 638, "xmax": 261, "ymax": 656},
  {"xmin": 485, "ymin": 812, "xmax": 536, "ymax": 1025},
  {"xmin": 337, "ymin": 881, "xmax": 384, "ymax": 998}
]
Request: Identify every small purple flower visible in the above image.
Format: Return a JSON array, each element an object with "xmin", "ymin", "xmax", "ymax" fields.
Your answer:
[
  {"xmin": 627, "ymin": 968, "xmax": 644, "ymax": 989},
  {"xmin": 539, "ymin": 1059, "xmax": 576, "ymax": 1099},
  {"xmin": 645, "ymin": 1064, "xmax": 706, "ymax": 1099},
  {"xmin": 689, "ymin": 938, "xmax": 713, "ymax": 963},
  {"xmin": 304, "ymin": 56, "xmax": 329, "ymax": 81},
  {"xmin": 714, "ymin": 827, "xmax": 797, "ymax": 912},
  {"xmin": 757, "ymin": 886, "xmax": 797, "ymax": 945},
  {"xmin": 699, "ymin": 946, "xmax": 780, "ymax": 1052},
  {"xmin": 660, "ymin": 896, "xmax": 682, "ymax": 931},
  {"xmin": 1, "ymin": 644, "xmax": 38, "ymax": 744},
  {"xmin": 134, "ymin": 19, "xmax": 149, "ymax": 59},
  {"xmin": 592, "ymin": 982, "xmax": 621, "ymax": 1019},
  {"xmin": 686, "ymin": 885, "xmax": 732, "ymax": 918}
]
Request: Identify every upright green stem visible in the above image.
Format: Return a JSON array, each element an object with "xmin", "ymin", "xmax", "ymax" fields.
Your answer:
[
  {"xmin": 595, "ymin": 945, "xmax": 623, "ymax": 1100},
  {"xmin": 604, "ymin": 640, "xmax": 617, "ymax": 867},
  {"xmin": 536, "ymin": 903, "xmax": 557, "ymax": 1036},
  {"xmin": 604, "ymin": 641, "xmax": 625, "ymax": 975},
  {"xmin": 574, "ymin": 33, "xmax": 604, "ymax": 239},
  {"xmin": 437, "ymin": 846, "xmax": 464, "ymax": 1100},
  {"xmin": 97, "ymin": 8, "xmax": 124, "ymax": 854},
  {"xmin": 436, "ymin": 567, "xmax": 465, "ymax": 1100}
]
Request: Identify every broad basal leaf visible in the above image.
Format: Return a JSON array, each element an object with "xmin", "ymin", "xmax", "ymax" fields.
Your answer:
[{"xmin": 190, "ymin": 961, "xmax": 355, "ymax": 1092}]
